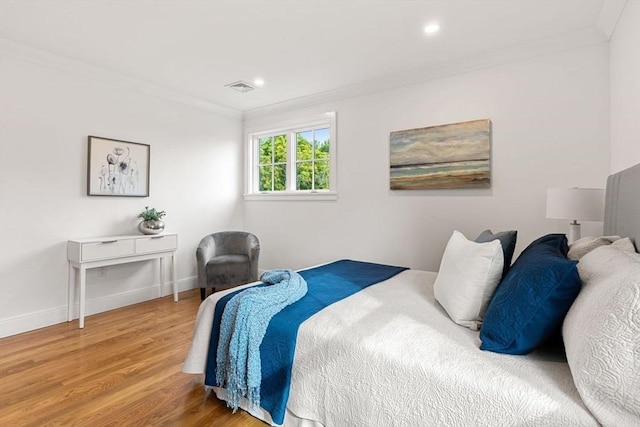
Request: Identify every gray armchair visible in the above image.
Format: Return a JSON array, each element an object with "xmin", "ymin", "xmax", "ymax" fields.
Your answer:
[{"xmin": 196, "ymin": 231, "xmax": 260, "ymax": 300}]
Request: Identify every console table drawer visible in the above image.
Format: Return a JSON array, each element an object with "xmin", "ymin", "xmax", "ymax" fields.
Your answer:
[
  {"xmin": 81, "ymin": 239, "xmax": 134, "ymax": 261},
  {"xmin": 135, "ymin": 235, "xmax": 178, "ymax": 254}
]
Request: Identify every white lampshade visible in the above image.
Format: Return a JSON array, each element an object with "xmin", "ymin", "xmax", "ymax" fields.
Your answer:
[
  {"xmin": 546, "ymin": 188, "xmax": 605, "ymax": 221},
  {"xmin": 546, "ymin": 187, "xmax": 605, "ymax": 243}
]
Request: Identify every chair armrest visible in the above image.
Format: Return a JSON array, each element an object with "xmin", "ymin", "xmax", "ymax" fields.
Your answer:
[
  {"xmin": 196, "ymin": 235, "xmax": 216, "ymax": 288},
  {"xmin": 247, "ymin": 234, "xmax": 261, "ymax": 281}
]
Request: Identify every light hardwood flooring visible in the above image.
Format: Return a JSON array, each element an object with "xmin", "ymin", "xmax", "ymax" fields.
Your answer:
[{"xmin": 0, "ymin": 289, "xmax": 267, "ymax": 427}]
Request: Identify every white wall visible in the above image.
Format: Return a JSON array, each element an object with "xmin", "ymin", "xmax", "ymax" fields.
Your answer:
[
  {"xmin": 610, "ymin": 0, "xmax": 640, "ymax": 173},
  {"xmin": 244, "ymin": 44, "xmax": 611, "ymax": 272},
  {"xmin": 3, "ymin": 18, "xmax": 631, "ymax": 338},
  {"xmin": 0, "ymin": 54, "xmax": 243, "ymax": 337}
]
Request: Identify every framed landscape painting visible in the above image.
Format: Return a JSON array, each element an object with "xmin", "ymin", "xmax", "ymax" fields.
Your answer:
[
  {"xmin": 87, "ymin": 136, "xmax": 150, "ymax": 197},
  {"xmin": 390, "ymin": 119, "xmax": 491, "ymax": 190}
]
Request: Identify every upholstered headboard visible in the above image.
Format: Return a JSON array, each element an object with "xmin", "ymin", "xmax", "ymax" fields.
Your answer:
[{"xmin": 603, "ymin": 163, "xmax": 640, "ymax": 249}]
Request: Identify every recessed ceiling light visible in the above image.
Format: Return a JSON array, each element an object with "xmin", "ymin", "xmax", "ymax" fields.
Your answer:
[
  {"xmin": 424, "ymin": 22, "xmax": 440, "ymax": 35},
  {"xmin": 253, "ymin": 78, "xmax": 265, "ymax": 87}
]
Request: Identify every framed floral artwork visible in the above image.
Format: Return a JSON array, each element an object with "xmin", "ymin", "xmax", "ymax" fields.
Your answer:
[{"xmin": 87, "ymin": 136, "xmax": 150, "ymax": 197}]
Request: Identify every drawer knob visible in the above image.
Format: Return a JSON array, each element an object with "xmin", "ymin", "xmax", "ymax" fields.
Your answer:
[{"xmin": 100, "ymin": 240, "xmax": 118, "ymax": 244}]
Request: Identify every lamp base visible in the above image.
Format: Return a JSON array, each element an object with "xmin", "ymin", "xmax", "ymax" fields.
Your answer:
[{"xmin": 567, "ymin": 223, "xmax": 581, "ymax": 244}]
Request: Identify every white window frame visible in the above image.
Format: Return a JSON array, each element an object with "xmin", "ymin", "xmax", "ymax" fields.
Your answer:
[{"xmin": 244, "ymin": 111, "xmax": 337, "ymax": 201}]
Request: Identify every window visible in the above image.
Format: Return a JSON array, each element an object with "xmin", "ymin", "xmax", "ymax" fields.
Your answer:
[
  {"xmin": 245, "ymin": 112, "xmax": 337, "ymax": 200},
  {"xmin": 258, "ymin": 134, "xmax": 287, "ymax": 192}
]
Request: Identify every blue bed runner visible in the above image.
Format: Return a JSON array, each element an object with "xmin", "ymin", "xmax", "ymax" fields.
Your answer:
[{"xmin": 204, "ymin": 259, "xmax": 408, "ymax": 424}]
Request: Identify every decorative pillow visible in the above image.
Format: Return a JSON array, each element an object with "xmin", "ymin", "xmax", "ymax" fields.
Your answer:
[
  {"xmin": 563, "ymin": 245, "xmax": 640, "ymax": 426},
  {"xmin": 434, "ymin": 230, "xmax": 504, "ymax": 330},
  {"xmin": 479, "ymin": 234, "xmax": 581, "ymax": 355},
  {"xmin": 474, "ymin": 229, "xmax": 517, "ymax": 278},
  {"xmin": 567, "ymin": 235, "xmax": 620, "ymax": 260},
  {"xmin": 612, "ymin": 237, "xmax": 637, "ymax": 253}
]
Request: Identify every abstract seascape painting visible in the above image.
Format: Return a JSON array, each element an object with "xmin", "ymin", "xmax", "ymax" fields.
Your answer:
[{"xmin": 390, "ymin": 119, "xmax": 491, "ymax": 190}]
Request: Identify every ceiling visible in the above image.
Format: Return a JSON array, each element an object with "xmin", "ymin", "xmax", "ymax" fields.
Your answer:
[{"xmin": 0, "ymin": 1, "xmax": 612, "ymax": 114}]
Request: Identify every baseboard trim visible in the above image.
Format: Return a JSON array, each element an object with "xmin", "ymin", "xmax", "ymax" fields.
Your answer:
[{"xmin": 0, "ymin": 276, "xmax": 197, "ymax": 338}]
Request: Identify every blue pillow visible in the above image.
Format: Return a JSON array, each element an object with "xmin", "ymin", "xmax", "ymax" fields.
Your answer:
[
  {"xmin": 475, "ymin": 229, "xmax": 517, "ymax": 279},
  {"xmin": 479, "ymin": 234, "xmax": 581, "ymax": 355}
]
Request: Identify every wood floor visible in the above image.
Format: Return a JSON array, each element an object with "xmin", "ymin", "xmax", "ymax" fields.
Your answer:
[{"xmin": 0, "ymin": 289, "xmax": 267, "ymax": 427}]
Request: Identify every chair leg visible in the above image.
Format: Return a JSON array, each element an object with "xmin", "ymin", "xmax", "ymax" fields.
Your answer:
[{"xmin": 200, "ymin": 288, "xmax": 206, "ymax": 301}]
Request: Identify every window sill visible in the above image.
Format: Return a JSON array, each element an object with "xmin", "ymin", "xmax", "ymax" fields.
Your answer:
[{"xmin": 243, "ymin": 191, "xmax": 338, "ymax": 201}]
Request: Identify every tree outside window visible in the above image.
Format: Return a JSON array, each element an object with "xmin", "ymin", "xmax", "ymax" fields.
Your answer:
[
  {"xmin": 296, "ymin": 127, "xmax": 330, "ymax": 191},
  {"xmin": 247, "ymin": 112, "xmax": 336, "ymax": 199},
  {"xmin": 258, "ymin": 135, "xmax": 287, "ymax": 191}
]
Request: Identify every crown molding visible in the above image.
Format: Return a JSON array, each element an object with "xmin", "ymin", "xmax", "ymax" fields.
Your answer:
[
  {"xmin": 243, "ymin": 27, "xmax": 608, "ymax": 120},
  {"xmin": 1, "ymin": 24, "xmax": 609, "ymax": 123},
  {"xmin": 0, "ymin": 37, "xmax": 242, "ymax": 120},
  {"xmin": 597, "ymin": 0, "xmax": 627, "ymax": 39}
]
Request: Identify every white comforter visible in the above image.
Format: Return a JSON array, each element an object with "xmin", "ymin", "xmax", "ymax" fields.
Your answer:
[{"xmin": 183, "ymin": 269, "xmax": 598, "ymax": 427}]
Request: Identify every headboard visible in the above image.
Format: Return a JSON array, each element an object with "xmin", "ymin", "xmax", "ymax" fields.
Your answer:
[{"xmin": 603, "ymin": 163, "xmax": 640, "ymax": 249}]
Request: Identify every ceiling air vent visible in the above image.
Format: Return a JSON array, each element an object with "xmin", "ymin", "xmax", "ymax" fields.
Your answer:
[{"xmin": 225, "ymin": 80, "xmax": 257, "ymax": 93}]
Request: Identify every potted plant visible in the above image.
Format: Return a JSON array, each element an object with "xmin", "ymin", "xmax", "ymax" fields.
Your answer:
[{"xmin": 138, "ymin": 206, "xmax": 166, "ymax": 235}]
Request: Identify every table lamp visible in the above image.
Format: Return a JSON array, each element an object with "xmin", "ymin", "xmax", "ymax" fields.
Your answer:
[{"xmin": 546, "ymin": 187, "xmax": 605, "ymax": 243}]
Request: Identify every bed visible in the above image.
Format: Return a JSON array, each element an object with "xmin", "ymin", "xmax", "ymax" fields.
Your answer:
[{"xmin": 183, "ymin": 164, "xmax": 640, "ymax": 427}]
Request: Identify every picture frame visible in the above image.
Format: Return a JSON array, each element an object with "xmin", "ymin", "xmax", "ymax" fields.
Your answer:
[
  {"xmin": 389, "ymin": 119, "xmax": 491, "ymax": 190},
  {"xmin": 87, "ymin": 136, "xmax": 150, "ymax": 197}
]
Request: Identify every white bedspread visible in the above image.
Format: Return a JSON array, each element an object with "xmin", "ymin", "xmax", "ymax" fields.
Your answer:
[{"xmin": 183, "ymin": 269, "xmax": 598, "ymax": 426}]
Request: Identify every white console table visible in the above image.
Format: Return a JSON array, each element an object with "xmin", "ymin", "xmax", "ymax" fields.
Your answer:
[{"xmin": 67, "ymin": 233, "xmax": 178, "ymax": 328}]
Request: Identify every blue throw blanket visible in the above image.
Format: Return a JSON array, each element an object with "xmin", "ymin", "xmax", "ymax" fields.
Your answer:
[
  {"xmin": 215, "ymin": 269, "xmax": 307, "ymax": 411},
  {"xmin": 205, "ymin": 259, "xmax": 408, "ymax": 424}
]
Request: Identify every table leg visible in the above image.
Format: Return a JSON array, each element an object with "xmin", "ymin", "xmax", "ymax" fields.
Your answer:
[
  {"xmin": 159, "ymin": 257, "xmax": 165, "ymax": 298},
  {"xmin": 68, "ymin": 263, "xmax": 75, "ymax": 322},
  {"xmin": 172, "ymin": 252, "xmax": 178, "ymax": 302},
  {"xmin": 79, "ymin": 266, "xmax": 87, "ymax": 328}
]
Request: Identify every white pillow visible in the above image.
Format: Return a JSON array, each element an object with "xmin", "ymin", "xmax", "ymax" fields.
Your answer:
[
  {"xmin": 434, "ymin": 230, "xmax": 504, "ymax": 330},
  {"xmin": 563, "ymin": 245, "xmax": 640, "ymax": 426},
  {"xmin": 567, "ymin": 235, "xmax": 620, "ymax": 260},
  {"xmin": 612, "ymin": 237, "xmax": 637, "ymax": 253}
]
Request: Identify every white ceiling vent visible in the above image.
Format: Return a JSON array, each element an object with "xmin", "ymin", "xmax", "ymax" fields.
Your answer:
[{"xmin": 225, "ymin": 80, "xmax": 257, "ymax": 93}]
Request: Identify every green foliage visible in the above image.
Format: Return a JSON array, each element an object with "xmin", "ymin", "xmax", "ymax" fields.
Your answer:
[
  {"xmin": 296, "ymin": 131, "xmax": 330, "ymax": 190},
  {"xmin": 138, "ymin": 206, "xmax": 166, "ymax": 221},
  {"xmin": 296, "ymin": 161, "xmax": 313, "ymax": 190},
  {"xmin": 258, "ymin": 135, "xmax": 287, "ymax": 191},
  {"xmin": 258, "ymin": 130, "xmax": 330, "ymax": 191},
  {"xmin": 314, "ymin": 160, "xmax": 329, "ymax": 188}
]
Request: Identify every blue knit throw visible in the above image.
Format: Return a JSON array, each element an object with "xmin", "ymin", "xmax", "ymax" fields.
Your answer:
[{"xmin": 215, "ymin": 269, "xmax": 308, "ymax": 411}]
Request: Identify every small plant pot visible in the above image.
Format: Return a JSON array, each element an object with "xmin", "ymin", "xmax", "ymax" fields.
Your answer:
[{"xmin": 138, "ymin": 220, "xmax": 165, "ymax": 235}]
